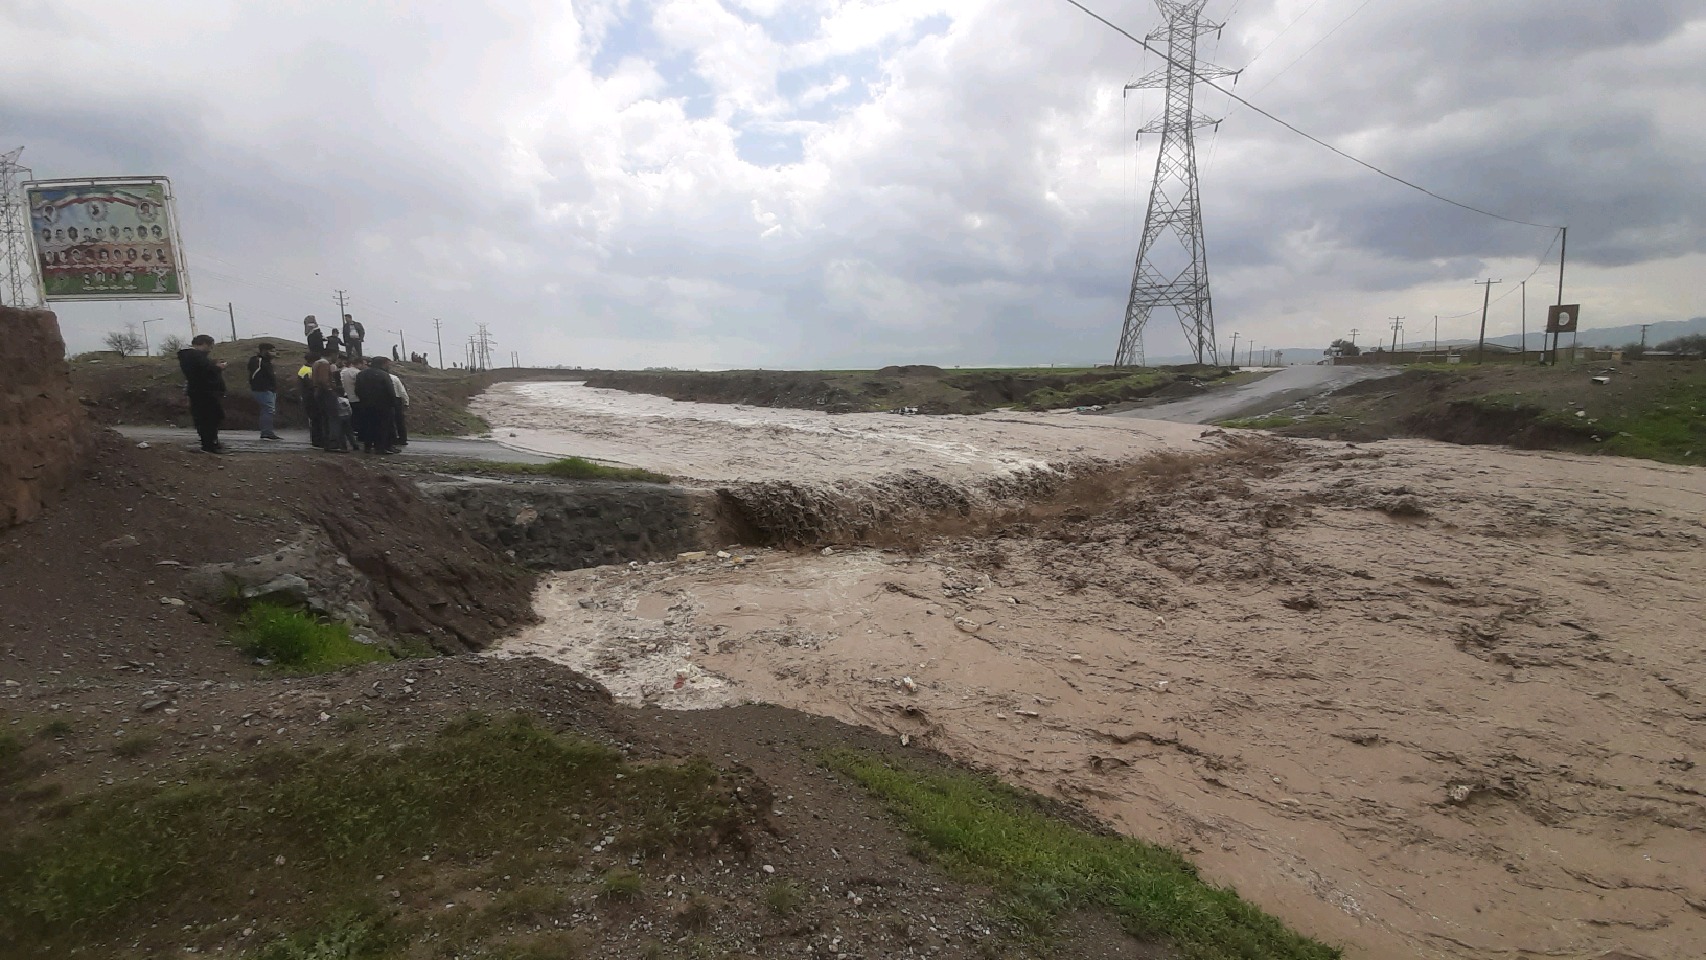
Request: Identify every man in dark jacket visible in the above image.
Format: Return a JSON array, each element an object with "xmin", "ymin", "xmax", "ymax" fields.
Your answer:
[
  {"xmin": 177, "ymin": 334, "xmax": 227, "ymax": 453},
  {"xmin": 246, "ymin": 342, "xmax": 282, "ymax": 441},
  {"xmin": 343, "ymin": 313, "xmax": 365, "ymax": 361},
  {"xmin": 305, "ymin": 316, "xmax": 325, "ymax": 360},
  {"xmin": 353, "ymin": 356, "xmax": 398, "ymax": 454}
]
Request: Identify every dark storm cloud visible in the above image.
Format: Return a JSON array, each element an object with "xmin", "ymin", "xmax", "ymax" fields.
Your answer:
[{"xmin": 1, "ymin": 0, "xmax": 1698, "ymax": 366}]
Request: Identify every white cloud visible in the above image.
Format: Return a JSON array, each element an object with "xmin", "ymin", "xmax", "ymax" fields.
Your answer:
[{"xmin": 2, "ymin": 0, "xmax": 1700, "ymax": 366}]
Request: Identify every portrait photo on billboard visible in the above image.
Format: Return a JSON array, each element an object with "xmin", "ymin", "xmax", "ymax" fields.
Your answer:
[{"xmin": 23, "ymin": 178, "xmax": 184, "ymax": 301}]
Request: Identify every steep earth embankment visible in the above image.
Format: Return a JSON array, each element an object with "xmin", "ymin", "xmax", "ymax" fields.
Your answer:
[{"xmin": 0, "ymin": 305, "xmax": 93, "ymax": 528}]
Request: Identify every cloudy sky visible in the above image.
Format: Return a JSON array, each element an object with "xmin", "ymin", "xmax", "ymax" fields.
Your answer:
[{"xmin": 3, "ymin": 0, "xmax": 1701, "ymax": 366}]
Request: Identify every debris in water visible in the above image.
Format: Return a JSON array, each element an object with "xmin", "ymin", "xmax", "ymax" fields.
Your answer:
[{"xmin": 901, "ymin": 676, "xmax": 918, "ymax": 693}]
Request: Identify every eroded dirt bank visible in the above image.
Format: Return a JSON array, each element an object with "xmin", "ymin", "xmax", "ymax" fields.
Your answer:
[{"xmin": 496, "ymin": 438, "xmax": 1706, "ymax": 960}]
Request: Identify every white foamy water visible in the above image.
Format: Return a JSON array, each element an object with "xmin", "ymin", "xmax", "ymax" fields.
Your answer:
[{"xmin": 472, "ymin": 380, "xmax": 1207, "ymax": 484}]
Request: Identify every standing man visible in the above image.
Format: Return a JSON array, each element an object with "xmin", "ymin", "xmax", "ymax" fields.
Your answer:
[
  {"xmin": 343, "ymin": 313, "xmax": 365, "ymax": 361},
  {"xmin": 297, "ymin": 353, "xmax": 323, "ymax": 448},
  {"xmin": 354, "ymin": 356, "xmax": 399, "ymax": 454},
  {"xmin": 305, "ymin": 316, "xmax": 325, "ymax": 360},
  {"xmin": 177, "ymin": 334, "xmax": 227, "ymax": 453},
  {"xmin": 246, "ymin": 342, "xmax": 283, "ymax": 441},
  {"xmin": 323, "ymin": 327, "xmax": 343, "ymax": 362},
  {"xmin": 388, "ymin": 361, "xmax": 411, "ymax": 447}
]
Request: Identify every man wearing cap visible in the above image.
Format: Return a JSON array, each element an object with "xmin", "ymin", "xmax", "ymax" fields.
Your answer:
[
  {"xmin": 246, "ymin": 342, "xmax": 283, "ymax": 441},
  {"xmin": 177, "ymin": 334, "xmax": 228, "ymax": 453}
]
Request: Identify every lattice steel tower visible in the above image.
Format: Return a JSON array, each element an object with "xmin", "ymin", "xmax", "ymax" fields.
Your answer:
[
  {"xmin": 1, "ymin": 146, "xmax": 42, "ymax": 308},
  {"xmin": 1115, "ymin": 2, "xmax": 1237, "ymax": 367}
]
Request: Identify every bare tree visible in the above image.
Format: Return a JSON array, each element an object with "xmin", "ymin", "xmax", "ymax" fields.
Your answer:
[
  {"xmin": 159, "ymin": 334, "xmax": 186, "ymax": 356},
  {"xmin": 103, "ymin": 328, "xmax": 145, "ymax": 357}
]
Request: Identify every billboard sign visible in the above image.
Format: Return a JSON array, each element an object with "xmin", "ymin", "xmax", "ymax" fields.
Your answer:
[
  {"xmin": 24, "ymin": 178, "xmax": 184, "ymax": 300},
  {"xmin": 1545, "ymin": 304, "xmax": 1581, "ymax": 334}
]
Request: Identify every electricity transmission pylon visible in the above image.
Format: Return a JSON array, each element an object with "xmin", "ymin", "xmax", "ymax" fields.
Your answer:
[
  {"xmin": 0, "ymin": 146, "xmax": 42, "ymax": 308},
  {"xmin": 1115, "ymin": 1, "xmax": 1237, "ymax": 367}
]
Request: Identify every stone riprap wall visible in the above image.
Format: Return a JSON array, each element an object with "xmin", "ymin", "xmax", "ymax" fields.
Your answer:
[
  {"xmin": 427, "ymin": 479, "xmax": 740, "ymax": 570},
  {"xmin": 1, "ymin": 305, "xmax": 92, "ymax": 528}
]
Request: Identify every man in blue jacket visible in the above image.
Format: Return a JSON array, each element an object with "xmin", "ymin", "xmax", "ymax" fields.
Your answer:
[{"xmin": 177, "ymin": 334, "xmax": 228, "ymax": 453}]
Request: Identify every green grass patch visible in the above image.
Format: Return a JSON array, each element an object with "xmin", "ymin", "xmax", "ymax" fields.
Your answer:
[
  {"xmin": 456, "ymin": 456, "xmax": 672, "ymax": 484},
  {"xmin": 1018, "ymin": 371, "xmax": 1172, "ymax": 411},
  {"xmin": 36, "ymin": 719, "xmax": 74, "ymax": 740},
  {"xmin": 599, "ymin": 867, "xmax": 645, "ymax": 901},
  {"xmin": 825, "ymin": 750, "xmax": 1338, "ymax": 960},
  {"xmin": 110, "ymin": 734, "xmax": 158, "ymax": 759},
  {"xmin": 1594, "ymin": 378, "xmax": 1706, "ymax": 464},
  {"xmin": 1216, "ymin": 415, "xmax": 1298, "ymax": 430},
  {"xmin": 762, "ymin": 879, "xmax": 804, "ymax": 916},
  {"xmin": 234, "ymin": 602, "xmax": 392, "ymax": 671},
  {"xmin": 0, "ymin": 713, "xmax": 754, "ymax": 955}
]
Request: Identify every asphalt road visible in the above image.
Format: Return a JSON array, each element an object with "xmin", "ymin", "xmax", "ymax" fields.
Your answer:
[
  {"xmin": 1113, "ymin": 364, "xmax": 1400, "ymax": 424},
  {"xmin": 115, "ymin": 426, "xmax": 554, "ymax": 463}
]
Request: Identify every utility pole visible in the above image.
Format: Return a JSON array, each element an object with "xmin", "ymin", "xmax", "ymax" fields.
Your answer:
[
  {"xmin": 227, "ymin": 302, "xmax": 237, "ymax": 342},
  {"xmin": 1389, "ymin": 317, "xmax": 1405, "ymax": 354},
  {"xmin": 1115, "ymin": 1, "xmax": 1240, "ymax": 367},
  {"xmin": 1229, "ymin": 332, "xmax": 1240, "ymax": 366},
  {"xmin": 334, "ymin": 289, "xmax": 349, "ymax": 327},
  {"xmin": 1520, "ymin": 281, "xmax": 1527, "ymax": 363},
  {"xmin": 1551, "ymin": 226, "xmax": 1567, "ymax": 365},
  {"xmin": 1349, "ymin": 327, "xmax": 1358, "ymax": 347},
  {"xmin": 1433, "ymin": 315, "xmax": 1439, "ymax": 356},
  {"xmin": 433, "ymin": 318, "xmax": 444, "ymax": 369},
  {"xmin": 141, "ymin": 317, "xmax": 161, "ymax": 356},
  {"xmin": 1474, "ymin": 279, "xmax": 1502, "ymax": 364}
]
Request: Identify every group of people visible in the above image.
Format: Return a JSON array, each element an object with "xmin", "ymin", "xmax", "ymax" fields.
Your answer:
[
  {"xmin": 297, "ymin": 314, "xmax": 411, "ymax": 454},
  {"xmin": 174, "ymin": 312, "xmax": 411, "ymax": 455}
]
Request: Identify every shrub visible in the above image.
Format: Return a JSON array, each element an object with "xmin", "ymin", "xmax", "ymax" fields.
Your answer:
[{"xmin": 234, "ymin": 603, "xmax": 391, "ymax": 671}]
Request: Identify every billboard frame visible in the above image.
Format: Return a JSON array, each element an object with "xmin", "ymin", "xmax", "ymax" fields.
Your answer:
[{"xmin": 21, "ymin": 175, "xmax": 197, "ymax": 333}]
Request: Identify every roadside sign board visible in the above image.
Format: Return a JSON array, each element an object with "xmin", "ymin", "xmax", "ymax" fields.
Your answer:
[
  {"xmin": 24, "ymin": 177, "xmax": 185, "ymax": 300},
  {"xmin": 1545, "ymin": 304, "xmax": 1581, "ymax": 334}
]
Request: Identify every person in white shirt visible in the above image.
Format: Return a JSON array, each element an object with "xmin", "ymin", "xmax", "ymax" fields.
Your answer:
[
  {"xmin": 338, "ymin": 359, "xmax": 364, "ymax": 445},
  {"xmin": 389, "ymin": 368, "xmax": 410, "ymax": 446}
]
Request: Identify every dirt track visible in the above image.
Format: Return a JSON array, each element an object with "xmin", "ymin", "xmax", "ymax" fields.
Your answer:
[{"xmin": 482, "ymin": 383, "xmax": 1706, "ymax": 960}]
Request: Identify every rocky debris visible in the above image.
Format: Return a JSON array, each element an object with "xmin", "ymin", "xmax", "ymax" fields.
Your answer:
[{"xmin": 183, "ymin": 534, "xmax": 382, "ymax": 636}]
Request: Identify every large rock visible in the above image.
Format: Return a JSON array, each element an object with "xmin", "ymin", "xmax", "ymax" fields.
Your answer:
[{"xmin": 0, "ymin": 305, "xmax": 93, "ymax": 528}]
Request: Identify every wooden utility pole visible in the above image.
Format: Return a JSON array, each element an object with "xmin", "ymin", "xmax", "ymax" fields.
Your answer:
[
  {"xmin": 1520, "ymin": 281, "xmax": 1527, "ymax": 362},
  {"xmin": 227, "ymin": 302, "xmax": 237, "ymax": 342},
  {"xmin": 1230, "ymin": 332, "xmax": 1240, "ymax": 365},
  {"xmin": 1389, "ymin": 317, "xmax": 1405, "ymax": 353},
  {"xmin": 1551, "ymin": 227, "xmax": 1567, "ymax": 365},
  {"xmin": 1474, "ymin": 279, "xmax": 1502, "ymax": 363},
  {"xmin": 433, "ymin": 318, "xmax": 444, "ymax": 368},
  {"xmin": 1433, "ymin": 315, "xmax": 1439, "ymax": 356}
]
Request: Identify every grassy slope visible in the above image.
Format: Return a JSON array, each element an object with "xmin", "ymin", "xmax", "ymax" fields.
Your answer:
[
  {"xmin": 1237, "ymin": 361, "xmax": 1706, "ymax": 465},
  {"xmin": 0, "ymin": 714, "xmax": 752, "ymax": 958},
  {"xmin": 828, "ymin": 751, "xmax": 1339, "ymax": 960}
]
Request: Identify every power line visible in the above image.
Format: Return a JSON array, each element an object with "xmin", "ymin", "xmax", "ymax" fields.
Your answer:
[
  {"xmin": 1240, "ymin": 0, "xmax": 1329, "ymax": 70},
  {"xmin": 1243, "ymin": 0, "xmax": 1376, "ymax": 99},
  {"xmin": 1436, "ymin": 228, "xmax": 1563, "ymax": 320},
  {"xmin": 1063, "ymin": 0, "xmax": 1563, "ymax": 230}
]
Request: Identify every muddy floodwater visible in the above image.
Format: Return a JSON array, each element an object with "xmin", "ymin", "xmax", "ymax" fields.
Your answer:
[
  {"xmin": 483, "ymin": 381, "xmax": 1706, "ymax": 960},
  {"xmin": 472, "ymin": 380, "xmax": 1207, "ymax": 483}
]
